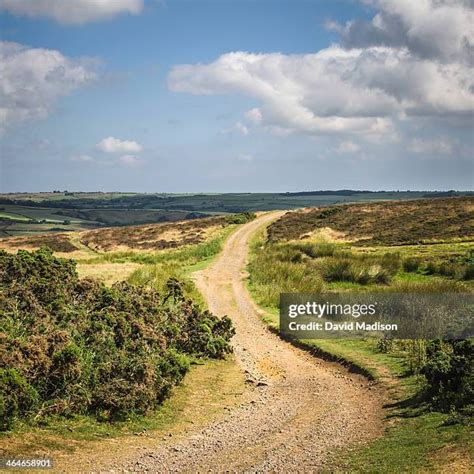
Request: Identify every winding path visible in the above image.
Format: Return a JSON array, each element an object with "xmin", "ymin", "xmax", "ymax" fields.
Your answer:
[{"xmin": 121, "ymin": 212, "xmax": 383, "ymax": 472}]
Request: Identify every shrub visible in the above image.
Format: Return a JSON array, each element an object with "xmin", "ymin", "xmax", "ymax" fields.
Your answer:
[
  {"xmin": 0, "ymin": 369, "xmax": 39, "ymax": 430},
  {"xmin": 462, "ymin": 264, "xmax": 474, "ymax": 281},
  {"xmin": 225, "ymin": 212, "xmax": 256, "ymax": 224},
  {"xmin": 421, "ymin": 340, "xmax": 473, "ymax": 411},
  {"xmin": 0, "ymin": 248, "xmax": 234, "ymax": 429},
  {"xmin": 425, "ymin": 262, "xmax": 438, "ymax": 275},
  {"xmin": 403, "ymin": 257, "xmax": 421, "ymax": 272}
]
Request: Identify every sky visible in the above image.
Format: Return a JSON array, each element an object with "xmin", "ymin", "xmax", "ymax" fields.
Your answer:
[{"xmin": 0, "ymin": 0, "xmax": 472, "ymax": 193}]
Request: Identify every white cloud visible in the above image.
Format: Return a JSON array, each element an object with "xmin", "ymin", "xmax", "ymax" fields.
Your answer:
[
  {"xmin": 245, "ymin": 108, "xmax": 262, "ymax": 123},
  {"xmin": 222, "ymin": 121, "xmax": 249, "ymax": 136},
  {"xmin": 96, "ymin": 136, "xmax": 143, "ymax": 153},
  {"xmin": 337, "ymin": 141, "xmax": 361, "ymax": 153},
  {"xmin": 235, "ymin": 121, "xmax": 249, "ymax": 135},
  {"xmin": 71, "ymin": 154, "xmax": 94, "ymax": 162},
  {"xmin": 168, "ymin": 1, "xmax": 473, "ymax": 141},
  {"xmin": 408, "ymin": 137, "xmax": 454, "ymax": 155},
  {"xmin": 0, "ymin": 0, "xmax": 143, "ymax": 25},
  {"xmin": 118, "ymin": 154, "xmax": 143, "ymax": 167},
  {"xmin": 0, "ymin": 41, "xmax": 96, "ymax": 134}
]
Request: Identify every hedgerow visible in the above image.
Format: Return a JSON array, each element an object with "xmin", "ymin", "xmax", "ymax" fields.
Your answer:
[{"xmin": 0, "ymin": 248, "xmax": 234, "ymax": 430}]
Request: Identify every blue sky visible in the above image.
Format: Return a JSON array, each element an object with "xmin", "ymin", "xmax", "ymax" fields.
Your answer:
[{"xmin": 0, "ymin": 0, "xmax": 472, "ymax": 192}]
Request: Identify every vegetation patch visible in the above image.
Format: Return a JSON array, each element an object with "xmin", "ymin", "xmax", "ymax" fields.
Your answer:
[
  {"xmin": 0, "ymin": 233, "xmax": 79, "ymax": 253},
  {"xmin": 267, "ymin": 197, "xmax": 474, "ymax": 246},
  {"xmin": 0, "ymin": 248, "xmax": 234, "ymax": 431},
  {"xmin": 247, "ymin": 203, "xmax": 473, "ymax": 471}
]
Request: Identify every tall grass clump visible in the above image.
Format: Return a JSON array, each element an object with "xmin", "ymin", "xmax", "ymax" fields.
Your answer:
[
  {"xmin": 290, "ymin": 241, "xmax": 337, "ymax": 258},
  {"xmin": 321, "ymin": 253, "xmax": 399, "ymax": 285},
  {"xmin": 248, "ymin": 243, "xmax": 325, "ymax": 308}
]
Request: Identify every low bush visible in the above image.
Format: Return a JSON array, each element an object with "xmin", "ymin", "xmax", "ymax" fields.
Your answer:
[
  {"xmin": 421, "ymin": 340, "xmax": 473, "ymax": 412},
  {"xmin": 403, "ymin": 257, "xmax": 421, "ymax": 272},
  {"xmin": 225, "ymin": 212, "xmax": 257, "ymax": 225},
  {"xmin": 462, "ymin": 264, "xmax": 474, "ymax": 280},
  {"xmin": 0, "ymin": 248, "xmax": 234, "ymax": 430}
]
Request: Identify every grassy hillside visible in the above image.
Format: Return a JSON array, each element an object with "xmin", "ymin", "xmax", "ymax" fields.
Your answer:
[
  {"xmin": 2, "ymin": 190, "xmax": 470, "ymax": 237},
  {"xmin": 267, "ymin": 196, "xmax": 474, "ymax": 245},
  {"xmin": 247, "ymin": 197, "xmax": 473, "ymax": 471},
  {"xmin": 0, "ymin": 215, "xmax": 232, "ymax": 256}
]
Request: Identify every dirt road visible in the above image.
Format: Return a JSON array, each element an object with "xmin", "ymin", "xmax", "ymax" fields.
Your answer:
[{"xmin": 120, "ymin": 212, "xmax": 383, "ymax": 472}]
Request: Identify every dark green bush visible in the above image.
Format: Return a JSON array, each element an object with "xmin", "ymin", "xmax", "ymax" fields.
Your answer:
[
  {"xmin": 462, "ymin": 264, "xmax": 474, "ymax": 281},
  {"xmin": 0, "ymin": 369, "xmax": 39, "ymax": 430},
  {"xmin": 225, "ymin": 212, "xmax": 256, "ymax": 224},
  {"xmin": 0, "ymin": 248, "xmax": 234, "ymax": 429},
  {"xmin": 403, "ymin": 257, "xmax": 421, "ymax": 272},
  {"xmin": 425, "ymin": 262, "xmax": 438, "ymax": 275},
  {"xmin": 421, "ymin": 340, "xmax": 473, "ymax": 412}
]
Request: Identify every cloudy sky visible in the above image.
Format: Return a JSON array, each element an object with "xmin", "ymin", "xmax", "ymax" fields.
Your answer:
[{"xmin": 0, "ymin": 0, "xmax": 472, "ymax": 192}]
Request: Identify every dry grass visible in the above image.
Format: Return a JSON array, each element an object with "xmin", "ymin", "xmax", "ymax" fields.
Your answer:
[
  {"xmin": 78, "ymin": 216, "xmax": 227, "ymax": 252},
  {"xmin": 0, "ymin": 233, "xmax": 78, "ymax": 253},
  {"xmin": 76, "ymin": 263, "xmax": 143, "ymax": 285},
  {"xmin": 0, "ymin": 216, "xmax": 229, "ymax": 255}
]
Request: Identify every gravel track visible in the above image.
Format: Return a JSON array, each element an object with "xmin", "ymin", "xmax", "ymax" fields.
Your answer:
[{"xmin": 119, "ymin": 212, "xmax": 384, "ymax": 472}]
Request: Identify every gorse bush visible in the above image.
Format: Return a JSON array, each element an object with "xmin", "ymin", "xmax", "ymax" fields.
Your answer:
[
  {"xmin": 0, "ymin": 248, "xmax": 234, "ymax": 430},
  {"xmin": 421, "ymin": 340, "xmax": 473, "ymax": 412},
  {"xmin": 225, "ymin": 212, "xmax": 257, "ymax": 225}
]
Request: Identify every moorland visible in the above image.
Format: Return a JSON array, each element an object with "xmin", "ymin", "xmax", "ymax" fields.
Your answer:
[
  {"xmin": 0, "ymin": 194, "xmax": 472, "ymax": 472},
  {"xmin": 1, "ymin": 190, "xmax": 470, "ymax": 237}
]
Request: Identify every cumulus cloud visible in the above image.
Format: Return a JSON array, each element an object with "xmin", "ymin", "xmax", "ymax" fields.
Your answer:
[
  {"xmin": 222, "ymin": 121, "xmax": 249, "ymax": 136},
  {"xmin": 96, "ymin": 136, "xmax": 143, "ymax": 153},
  {"xmin": 118, "ymin": 154, "xmax": 143, "ymax": 167},
  {"xmin": 337, "ymin": 0, "xmax": 474, "ymax": 64},
  {"xmin": 168, "ymin": 1, "xmax": 473, "ymax": 141},
  {"xmin": 0, "ymin": 0, "xmax": 143, "ymax": 25},
  {"xmin": 169, "ymin": 47, "xmax": 473, "ymax": 138},
  {"xmin": 0, "ymin": 41, "xmax": 96, "ymax": 134}
]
